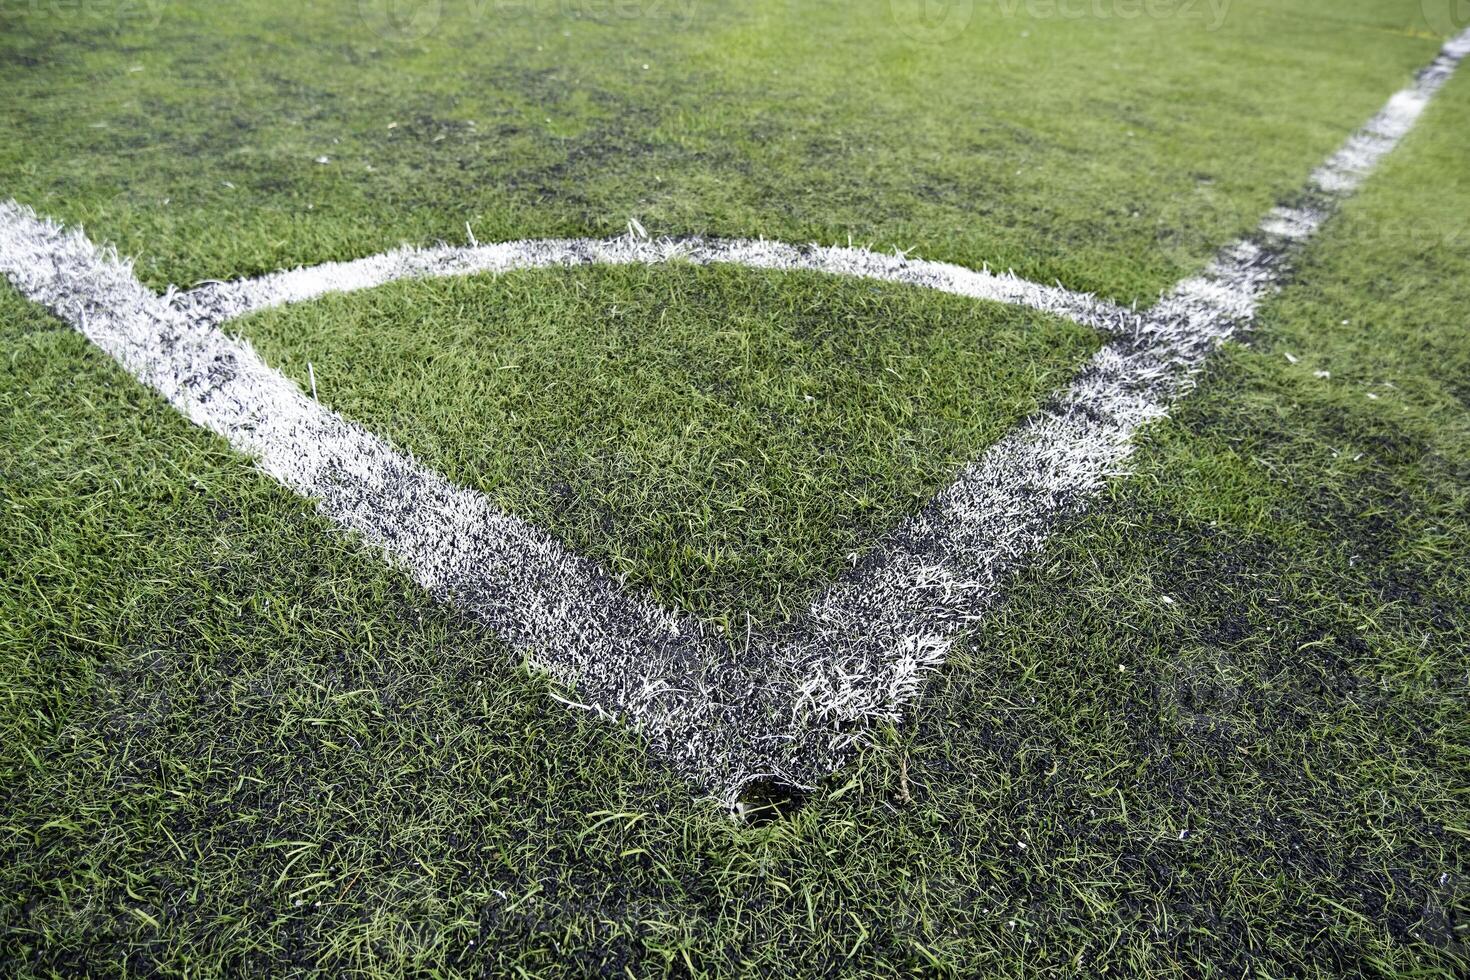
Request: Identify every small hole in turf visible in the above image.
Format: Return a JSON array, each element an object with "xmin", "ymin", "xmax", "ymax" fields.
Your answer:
[{"xmin": 734, "ymin": 779, "xmax": 809, "ymax": 825}]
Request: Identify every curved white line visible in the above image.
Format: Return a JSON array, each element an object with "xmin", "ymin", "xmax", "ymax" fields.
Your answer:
[
  {"xmin": 4, "ymin": 26, "xmax": 1466, "ymax": 805},
  {"xmin": 172, "ymin": 235, "xmax": 1133, "ymax": 337}
]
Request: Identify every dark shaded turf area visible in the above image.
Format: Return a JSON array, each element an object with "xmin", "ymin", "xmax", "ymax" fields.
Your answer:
[
  {"xmin": 2, "ymin": 3, "xmax": 1469, "ymax": 978},
  {"xmin": 0, "ymin": 0, "xmax": 1443, "ymax": 302}
]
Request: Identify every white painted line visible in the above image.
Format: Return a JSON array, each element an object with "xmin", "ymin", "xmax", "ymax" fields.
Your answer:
[
  {"xmin": 0, "ymin": 199, "xmax": 721, "ymax": 785},
  {"xmin": 776, "ymin": 26, "xmax": 1470, "ymax": 768},
  {"xmin": 4, "ymin": 27, "xmax": 1466, "ymax": 805},
  {"xmin": 173, "ymin": 235, "xmax": 1130, "ymax": 337}
]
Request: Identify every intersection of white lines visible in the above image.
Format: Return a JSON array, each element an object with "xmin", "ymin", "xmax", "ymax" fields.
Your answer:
[{"xmin": 4, "ymin": 28, "xmax": 1467, "ymax": 805}]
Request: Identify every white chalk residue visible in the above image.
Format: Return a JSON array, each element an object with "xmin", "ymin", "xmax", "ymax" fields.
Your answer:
[
  {"xmin": 174, "ymin": 236, "xmax": 1128, "ymax": 336},
  {"xmin": 4, "ymin": 27, "xmax": 1466, "ymax": 803}
]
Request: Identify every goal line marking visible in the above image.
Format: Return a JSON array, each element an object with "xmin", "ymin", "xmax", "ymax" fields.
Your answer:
[{"xmin": 3, "ymin": 28, "xmax": 1466, "ymax": 805}]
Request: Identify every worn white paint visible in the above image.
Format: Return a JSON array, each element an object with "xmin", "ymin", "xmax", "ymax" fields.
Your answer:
[{"xmin": 4, "ymin": 27, "xmax": 1466, "ymax": 803}]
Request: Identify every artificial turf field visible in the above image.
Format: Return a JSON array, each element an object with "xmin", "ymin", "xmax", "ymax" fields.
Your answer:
[{"xmin": 3, "ymin": 0, "xmax": 1470, "ymax": 976}]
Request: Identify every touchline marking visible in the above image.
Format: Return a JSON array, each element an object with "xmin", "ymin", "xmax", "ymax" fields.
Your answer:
[{"xmin": 3, "ymin": 28, "xmax": 1466, "ymax": 805}]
